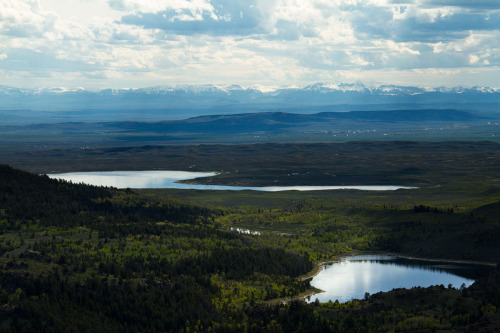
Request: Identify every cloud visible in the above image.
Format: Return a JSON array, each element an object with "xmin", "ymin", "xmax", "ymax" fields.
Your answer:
[
  {"xmin": 0, "ymin": 48, "xmax": 103, "ymax": 72},
  {"xmin": 0, "ymin": 0, "xmax": 58, "ymax": 38},
  {"xmin": 423, "ymin": 0, "xmax": 500, "ymax": 9},
  {"xmin": 108, "ymin": 0, "xmax": 214, "ymax": 14},
  {"xmin": 351, "ymin": 4, "xmax": 500, "ymax": 43},
  {"xmin": 120, "ymin": 0, "xmax": 268, "ymax": 36},
  {"xmin": 1, "ymin": 0, "xmax": 500, "ymax": 89}
]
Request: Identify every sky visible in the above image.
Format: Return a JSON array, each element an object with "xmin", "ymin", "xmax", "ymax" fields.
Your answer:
[{"xmin": 1, "ymin": 0, "xmax": 500, "ymax": 89}]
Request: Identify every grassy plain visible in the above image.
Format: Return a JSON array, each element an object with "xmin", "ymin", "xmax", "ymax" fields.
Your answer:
[
  {"xmin": 2, "ymin": 141, "xmax": 500, "ymax": 188},
  {"xmin": 1, "ymin": 109, "xmax": 499, "ymax": 145}
]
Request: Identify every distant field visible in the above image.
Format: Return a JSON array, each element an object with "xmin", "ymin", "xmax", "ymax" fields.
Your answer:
[
  {"xmin": 2, "ymin": 142, "xmax": 500, "ymax": 199},
  {"xmin": 0, "ymin": 109, "xmax": 498, "ymax": 145}
]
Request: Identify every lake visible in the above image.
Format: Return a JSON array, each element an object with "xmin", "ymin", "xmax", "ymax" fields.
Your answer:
[
  {"xmin": 308, "ymin": 255, "xmax": 493, "ymax": 303},
  {"xmin": 47, "ymin": 170, "xmax": 416, "ymax": 191}
]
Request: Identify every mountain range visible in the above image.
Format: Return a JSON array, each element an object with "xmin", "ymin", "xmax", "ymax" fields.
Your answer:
[
  {"xmin": 1, "ymin": 82, "xmax": 499, "ymax": 125},
  {"xmin": 1, "ymin": 82, "xmax": 499, "ymax": 109}
]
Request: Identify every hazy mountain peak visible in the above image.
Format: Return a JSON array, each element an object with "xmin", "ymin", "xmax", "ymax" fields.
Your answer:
[{"xmin": 304, "ymin": 82, "xmax": 368, "ymax": 92}]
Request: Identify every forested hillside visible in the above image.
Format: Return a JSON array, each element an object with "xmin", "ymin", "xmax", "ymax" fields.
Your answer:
[{"xmin": 0, "ymin": 165, "xmax": 499, "ymax": 332}]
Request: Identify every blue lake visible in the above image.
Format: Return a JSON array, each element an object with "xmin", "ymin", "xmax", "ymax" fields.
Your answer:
[
  {"xmin": 308, "ymin": 255, "xmax": 493, "ymax": 303},
  {"xmin": 47, "ymin": 171, "xmax": 416, "ymax": 191}
]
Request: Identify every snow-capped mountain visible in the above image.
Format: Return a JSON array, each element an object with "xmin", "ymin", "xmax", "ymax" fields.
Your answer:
[{"xmin": 0, "ymin": 83, "xmax": 499, "ymax": 115}]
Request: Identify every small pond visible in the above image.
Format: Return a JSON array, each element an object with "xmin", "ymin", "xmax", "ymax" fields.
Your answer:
[
  {"xmin": 47, "ymin": 171, "xmax": 416, "ymax": 191},
  {"xmin": 308, "ymin": 255, "xmax": 494, "ymax": 303}
]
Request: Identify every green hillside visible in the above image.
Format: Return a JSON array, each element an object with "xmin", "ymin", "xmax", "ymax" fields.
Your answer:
[{"xmin": 0, "ymin": 164, "xmax": 499, "ymax": 331}]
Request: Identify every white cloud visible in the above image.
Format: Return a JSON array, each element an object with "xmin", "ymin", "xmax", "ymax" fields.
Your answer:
[
  {"xmin": 0, "ymin": 0, "xmax": 56, "ymax": 38},
  {"xmin": 0, "ymin": 0, "xmax": 500, "ymax": 89},
  {"xmin": 469, "ymin": 55, "xmax": 480, "ymax": 64},
  {"xmin": 119, "ymin": 0, "xmax": 271, "ymax": 36}
]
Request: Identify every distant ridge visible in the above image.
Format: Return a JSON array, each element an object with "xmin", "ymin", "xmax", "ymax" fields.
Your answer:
[
  {"xmin": 106, "ymin": 109, "xmax": 486, "ymax": 134},
  {"xmin": 15, "ymin": 109, "xmax": 487, "ymax": 136}
]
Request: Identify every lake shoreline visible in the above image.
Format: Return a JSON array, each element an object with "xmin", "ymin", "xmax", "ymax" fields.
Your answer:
[
  {"xmin": 369, "ymin": 251, "xmax": 498, "ymax": 267},
  {"xmin": 47, "ymin": 170, "xmax": 417, "ymax": 191},
  {"xmin": 297, "ymin": 251, "xmax": 497, "ymax": 303}
]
